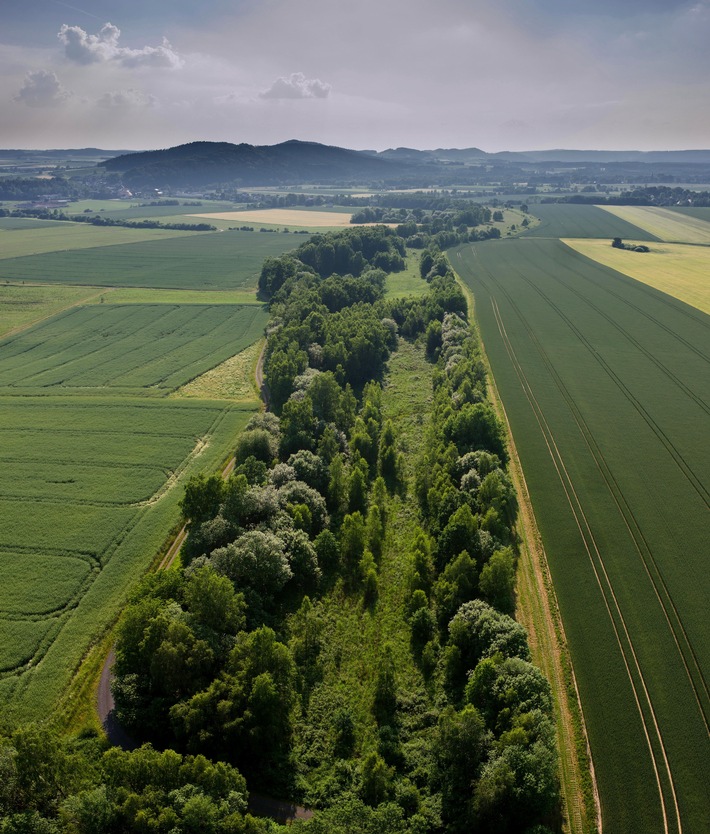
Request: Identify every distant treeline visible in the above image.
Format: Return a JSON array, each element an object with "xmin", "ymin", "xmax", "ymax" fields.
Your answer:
[
  {"xmin": 0, "ymin": 207, "xmax": 216, "ymax": 232},
  {"xmin": 553, "ymin": 185, "xmax": 710, "ymax": 207}
]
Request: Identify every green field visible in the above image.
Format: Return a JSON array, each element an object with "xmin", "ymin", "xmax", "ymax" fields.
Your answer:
[
  {"xmin": 0, "ymin": 396, "xmax": 256, "ymax": 719},
  {"xmin": 0, "ymin": 216, "xmax": 274, "ymax": 720},
  {"xmin": 0, "ymin": 283, "xmax": 102, "ymax": 337},
  {"xmin": 669, "ymin": 206, "xmax": 710, "ymax": 223},
  {"xmin": 0, "ymin": 223, "xmax": 195, "ymax": 260},
  {"xmin": 524, "ymin": 203, "xmax": 658, "ymax": 240},
  {"xmin": 452, "ymin": 238, "xmax": 710, "ymax": 834},
  {"xmin": 0, "ymin": 303, "xmax": 267, "ymax": 392},
  {"xmin": 0, "ymin": 231, "xmax": 296, "ymax": 290}
]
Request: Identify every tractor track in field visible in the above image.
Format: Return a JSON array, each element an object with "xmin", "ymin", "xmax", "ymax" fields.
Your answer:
[
  {"xmin": 487, "ymin": 290, "xmax": 681, "ymax": 834},
  {"xmin": 473, "ymin": 247, "xmax": 710, "ymax": 735},
  {"xmin": 461, "ymin": 244, "xmax": 691, "ymax": 832}
]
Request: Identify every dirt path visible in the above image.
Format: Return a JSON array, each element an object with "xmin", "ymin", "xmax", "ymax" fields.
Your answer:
[
  {"xmin": 454, "ymin": 266, "xmax": 600, "ymax": 834},
  {"xmin": 255, "ymin": 339, "xmax": 269, "ymax": 409}
]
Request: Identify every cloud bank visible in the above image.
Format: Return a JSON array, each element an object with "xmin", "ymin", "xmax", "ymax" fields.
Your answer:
[
  {"xmin": 58, "ymin": 23, "xmax": 183, "ymax": 69},
  {"xmin": 14, "ymin": 70, "xmax": 70, "ymax": 108},
  {"xmin": 260, "ymin": 72, "xmax": 331, "ymax": 99}
]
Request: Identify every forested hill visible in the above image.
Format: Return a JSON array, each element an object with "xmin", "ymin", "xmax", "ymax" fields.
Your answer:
[{"xmin": 100, "ymin": 140, "xmax": 412, "ymax": 187}]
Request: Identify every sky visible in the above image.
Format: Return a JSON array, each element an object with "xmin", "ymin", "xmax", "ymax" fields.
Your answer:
[{"xmin": 1, "ymin": 0, "xmax": 709, "ymax": 152}]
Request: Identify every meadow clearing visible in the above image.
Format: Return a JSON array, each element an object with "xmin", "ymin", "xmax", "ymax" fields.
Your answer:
[
  {"xmin": 452, "ymin": 236, "xmax": 710, "ymax": 834},
  {"xmin": 599, "ymin": 204, "xmax": 710, "ymax": 244},
  {"xmin": 0, "ymin": 216, "xmax": 282, "ymax": 723},
  {"xmin": 562, "ymin": 238, "xmax": 710, "ymax": 314}
]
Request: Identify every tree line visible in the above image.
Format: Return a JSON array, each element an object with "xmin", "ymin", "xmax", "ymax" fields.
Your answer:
[{"xmin": 1, "ymin": 225, "xmax": 560, "ymax": 833}]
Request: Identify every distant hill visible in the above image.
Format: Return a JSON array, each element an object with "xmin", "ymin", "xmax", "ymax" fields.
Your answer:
[{"xmin": 100, "ymin": 140, "xmax": 412, "ymax": 187}]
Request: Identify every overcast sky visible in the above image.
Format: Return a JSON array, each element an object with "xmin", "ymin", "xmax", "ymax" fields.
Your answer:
[{"xmin": 2, "ymin": 0, "xmax": 709, "ymax": 151}]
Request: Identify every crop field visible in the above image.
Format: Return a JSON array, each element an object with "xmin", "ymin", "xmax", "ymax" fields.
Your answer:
[
  {"xmin": 453, "ymin": 237, "xmax": 710, "ymax": 834},
  {"xmin": 0, "ymin": 213, "xmax": 271, "ymax": 720},
  {"xmin": 87, "ymin": 287, "xmax": 262, "ymax": 305},
  {"xmin": 525, "ymin": 203, "xmax": 658, "ymax": 239},
  {"xmin": 0, "ymin": 284, "xmax": 102, "ymax": 337},
  {"xmin": 0, "ymin": 223, "xmax": 194, "ymax": 260},
  {"xmin": 0, "ymin": 217, "xmax": 70, "ymax": 231},
  {"xmin": 65, "ymin": 200, "xmax": 240, "ymax": 221},
  {"xmin": 669, "ymin": 206, "xmax": 710, "ymax": 223},
  {"xmin": 599, "ymin": 205, "xmax": 710, "ymax": 244},
  {"xmin": 0, "ymin": 396, "xmax": 257, "ymax": 719},
  {"xmin": 191, "ymin": 208, "xmax": 357, "ymax": 227},
  {"xmin": 0, "ymin": 303, "xmax": 268, "ymax": 392},
  {"xmin": 562, "ymin": 238, "xmax": 710, "ymax": 314},
  {"xmin": 0, "ymin": 230, "xmax": 295, "ymax": 290}
]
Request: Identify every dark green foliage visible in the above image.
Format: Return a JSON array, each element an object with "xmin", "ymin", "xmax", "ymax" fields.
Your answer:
[
  {"xmin": 234, "ymin": 429, "xmax": 278, "ymax": 466},
  {"xmin": 372, "ymin": 645, "xmax": 397, "ymax": 726},
  {"xmin": 105, "ymin": 240, "xmax": 560, "ymax": 834},
  {"xmin": 444, "ymin": 601, "xmax": 530, "ymax": 701},
  {"xmin": 479, "ymin": 548, "xmax": 516, "ymax": 615},
  {"xmin": 432, "ymin": 705, "xmax": 489, "ymax": 832},
  {"xmin": 434, "ymin": 551, "xmax": 479, "ymax": 631},
  {"xmin": 170, "ymin": 627, "xmax": 296, "ymax": 783},
  {"xmin": 181, "ymin": 474, "xmax": 224, "ymax": 526},
  {"xmin": 443, "ymin": 403, "xmax": 507, "ymax": 462}
]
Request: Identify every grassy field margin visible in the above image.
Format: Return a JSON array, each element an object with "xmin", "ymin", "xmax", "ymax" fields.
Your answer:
[{"xmin": 453, "ymin": 268, "xmax": 600, "ymax": 834}]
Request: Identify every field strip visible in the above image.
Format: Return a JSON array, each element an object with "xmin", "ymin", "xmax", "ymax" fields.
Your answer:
[
  {"xmin": 552, "ymin": 242, "xmax": 710, "ymax": 363},
  {"xmin": 495, "ymin": 250, "xmax": 709, "ymax": 506},
  {"xmin": 598, "ymin": 206, "xmax": 710, "ymax": 244},
  {"xmin": 190, "ymin": 209, "xmax": 356, "ymax": 227},
  {"xmin": 0, "ymin": 287, "xmax": 109, "ymax": 339},
  {"xmin": 560, "ymin": 239, "xmax": 710, "ymax": 315},
  {"xmin": 486, "ymin": 287, "xmax": 681, "ymax": 834},
  {"xmin": 540, "ymin": 253, "xmax": 710, "ymax": 417},
  {"xmin": 0, "ymin": 225, "xmax": 194, "ymax": 260},
  {"xmin": 471, "ymin": 247, "xmax": 710, "ymax": 735},
  {"xmin": 455, "ymin": 262, "xmax": 598, "ymax": 834}
]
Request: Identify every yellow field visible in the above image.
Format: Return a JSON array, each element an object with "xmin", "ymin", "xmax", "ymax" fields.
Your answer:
[
  {"xmin": 562, "ymin": 238, "xmax": 710, "ymax": 314},
  {"xmin": 190, "ymin": 209, "xmax": 356, "ymax": 227},
  {"xmin": 598, "ymin": 205, "xmax": 710, "ymax": 244},
  {"xmin": 172, "ymin": 339, "xmax": 262, "ymax": 401}
]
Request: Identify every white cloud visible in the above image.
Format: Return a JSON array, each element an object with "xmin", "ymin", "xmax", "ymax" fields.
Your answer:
[
  {"xmin": 96, "ymin": 89, "xmax": 157, "ymax": 108},
  {"xmin": 14, "ymin": 70, "xmax": 70, "ymax": 108},
  {"xmin": 259, "ymin": 72, "xmax": 331, "ymax": 99},
  {"xmin": 58, "ymin": 22, "xmax": 183, "ymax": 69}
]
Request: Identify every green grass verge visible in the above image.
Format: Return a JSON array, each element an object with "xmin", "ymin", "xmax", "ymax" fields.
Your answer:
[
  {"xmin": 295, "ymin": 339, "xmax": 436, "ymax": 802},
  {"xmin": 385, "ymin": 251, "xmax": 430, "ymax": 299}
]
